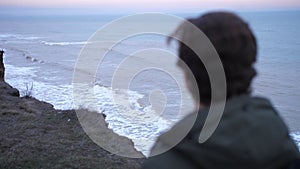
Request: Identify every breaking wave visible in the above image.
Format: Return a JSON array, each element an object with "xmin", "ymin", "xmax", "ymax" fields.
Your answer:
[
  {"xmin": 42, "ymin": 41, "xmax": 90, "ymax": 46},
  {"xmin": 0, "ymin": 33, "xmax": 42, "ymax": 40}
]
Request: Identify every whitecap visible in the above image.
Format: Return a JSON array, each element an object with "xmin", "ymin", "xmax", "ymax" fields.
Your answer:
[
  {"xmin": 0, "ymin": 33, "xmax": 42, "ymax": 40},
  {"xmin": 290, "ymin": 132, "xmax": 300, "ymax": 151},
  {"xmin": 42, "ymin": 41, "xmax": 89, "ymax": 46}
]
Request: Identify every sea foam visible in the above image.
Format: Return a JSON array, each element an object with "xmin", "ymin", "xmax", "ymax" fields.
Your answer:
[{"xmin": 42, "ymin": 41, "xmax": 89, "ymax": 46}]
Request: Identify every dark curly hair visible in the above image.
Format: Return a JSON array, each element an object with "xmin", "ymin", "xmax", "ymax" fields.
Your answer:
[{"xmin": 178, "ymin": 12, "xmax": 257, "ymax": 105}]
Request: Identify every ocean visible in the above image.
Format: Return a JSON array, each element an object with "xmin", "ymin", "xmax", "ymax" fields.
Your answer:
[{"xmin": 1, "ymin": 10, "xmax": 299, "ymax": 156}]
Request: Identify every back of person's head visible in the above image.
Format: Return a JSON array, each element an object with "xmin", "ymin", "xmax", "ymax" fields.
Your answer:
[{"xmin": 178, "ymin": 12, "xmax": 257, "ymax": 105}]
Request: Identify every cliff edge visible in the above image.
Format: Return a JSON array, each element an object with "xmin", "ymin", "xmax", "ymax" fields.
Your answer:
[{"xmin": 0, "ymin": 51, "xmax": 144, "ymax": 169}]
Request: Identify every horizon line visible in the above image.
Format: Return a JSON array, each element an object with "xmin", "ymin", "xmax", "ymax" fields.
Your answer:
[{"xmin": 0, "ymin": 5, "xmax": 300, "ymax": 16}]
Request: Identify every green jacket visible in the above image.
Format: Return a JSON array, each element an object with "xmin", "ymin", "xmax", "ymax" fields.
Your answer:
[{"xmin": 143, "ymin": 95, "xmax": 300, "ymax": 169}]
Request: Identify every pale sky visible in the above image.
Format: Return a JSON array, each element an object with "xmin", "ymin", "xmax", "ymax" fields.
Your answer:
[{"xmin": 0, "ymin": 0, "xmax": 300, "ymax": 14}]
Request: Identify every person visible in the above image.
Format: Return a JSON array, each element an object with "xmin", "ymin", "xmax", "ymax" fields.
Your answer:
[{"xmin": 142, "ymin": 12, "xmax": 300, "ymax": 169}]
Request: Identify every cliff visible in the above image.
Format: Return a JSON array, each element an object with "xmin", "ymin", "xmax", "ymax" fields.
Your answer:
[
  {"xmin": 0, "ymin": 50, "xmax": 5, "ymax": 81},
  {"xmin": 0, "ymin": 51, "xmax": 144, "ymax": 169}
]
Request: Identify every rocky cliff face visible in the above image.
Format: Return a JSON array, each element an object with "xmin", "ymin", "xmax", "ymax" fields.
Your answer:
[
  {"xmin": 0, "ymin": 50, "xmax": 19, "ymax": 97},
  {"xmin": 0, "ymin": 50, "xmax": 4, "ymax": 82}
]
